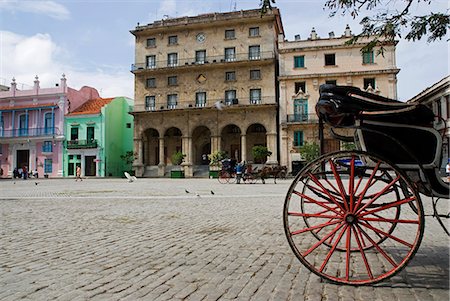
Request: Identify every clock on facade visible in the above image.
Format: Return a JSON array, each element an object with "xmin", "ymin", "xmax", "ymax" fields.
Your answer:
[{"xmin": 196, "ymin": 33, "xmax": 206, "ymax": 43}]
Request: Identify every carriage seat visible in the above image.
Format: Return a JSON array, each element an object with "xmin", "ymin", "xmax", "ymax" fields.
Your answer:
[{"xmin": 317, "ymin": 84, "xmax": 435, "ymax": 127}]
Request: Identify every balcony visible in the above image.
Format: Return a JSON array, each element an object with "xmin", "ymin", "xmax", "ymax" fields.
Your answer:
[
  {"xmin": 131, "ymin": 51, "xmax": 274, "ymax": 72},
  {"xmin": 285, "ymin": 114, "xmax": 319, "ymax": 124},
  {"xmin": 66, "ymin": 139, "xmax": 98, "ymax": 149},
  {"xmin": 0, "ymin": 127, "xmax": 59, "ymax": 139}
]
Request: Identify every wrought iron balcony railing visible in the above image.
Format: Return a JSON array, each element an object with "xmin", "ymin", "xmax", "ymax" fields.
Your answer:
[
  {"xmin": 0, "ymin": 127, "xmax": 59, "ymax": 139},
  {"xmin": 131, "ymin": 51, "xmax": 274, "ymax": 72},
  {"xmin": 66, "ymin": 139, "xmax": 98, "ymax": 149},
  {"xmin": 285, "ymin": 114, "xmax": 320, "ymax": 124}
]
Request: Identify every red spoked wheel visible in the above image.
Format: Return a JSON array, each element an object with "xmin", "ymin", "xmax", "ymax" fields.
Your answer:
[
  {"xmin": 218, "ymin": 170, "xmax": 231, "ymax": 184},
  {"xmin": 284, "ymin": 151, "xmax": 424, "ymax": 285}
]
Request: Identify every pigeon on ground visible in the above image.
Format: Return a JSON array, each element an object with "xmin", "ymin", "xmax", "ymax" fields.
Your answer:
[
  {"xmin": 35, "ymin": 182, "xmax": 39, "ymax": 185},
  {"xmin": 211, "ymin": 190, "xmax": 215, "ymax": 195},
  {"xmin": 196, "ymin": 193, "xmax": 200, "ymax": 197},
  {"xmin": 185, "ymin": 189, "xmax": 190, "ymax": 193}
]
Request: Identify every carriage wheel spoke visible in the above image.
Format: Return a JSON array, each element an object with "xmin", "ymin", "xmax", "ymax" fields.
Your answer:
[
  {"xmin": 359, "ymin": 196, "xmax": 416, "ymax": 218},
  {"xmin": 319, "ymin": 224, "xmax": 348, "ymax": 272},
  {"xmin": 345, "ymin": 224, "xmax": 352, "ymax": 280},
  {"xmin": 359, "ymin": 216, "xmax": 419, "ymax": 224},
  {"xmin": 355, "ymin": 175, "xmax": 401, "ymax": 215},
  {"xmin": 328, "ymin": 160, "xmax": 349, "ymax": 211},
  {"xmin": 359, "ymin": 221, "xmax": 414, "ymax": 248},
  {"xmin": 291, "ymin": 220, "xmax": 341, "ymax": 236},
  {"xmin": 356, "ymin": 224, "xmax": 398, "ymax": 267},
  {"xmin": 302, "ymin": 222, "xmax": 345, "ymax": 257},
  {"xmin": 352, "ymin": 226, "xmax": 374, "ymax": 280},
  {"xmin": 288, "ymin": 212, "xmax": 339, "ymax": 219},
  {"xmin": 306, "ymin": 182, "xmax": 344, "ymax": 203},
  {"xmin": 308, "ymin": 173, "xmax": 346, "ymax": 212},
  {"xmin": 353, "ymin": 161, "xmax": 381, "ymax": 213},
  {"xmin": 349, "ymin": 156, "xmax": 355, "ymax": 212},
  {"xmin": 293, "ymin": 190, "xmax": 343, "ymax": 216}
]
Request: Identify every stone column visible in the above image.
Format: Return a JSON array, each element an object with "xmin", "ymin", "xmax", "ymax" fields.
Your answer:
[
  {"xmin": 211, "ymin": 135, "xmax": 220, "ymax": 154},
  {"xmin": 266, "ymin": 132, "xmax": 278, "ymax": 165},
  {"xmin": 158, "ymin": 137, "xmax": 165, "ymax": 177},
  {"xmin": 241, "ymin": 134, "xmax": 247, "ymax": 162},
  {"xmin": 133, "ymin": 138, "xmax": 144, "ymax": 177},
  {"xmin": 182, "ymin": 136, "xmax": 193, "ymax": 177}
]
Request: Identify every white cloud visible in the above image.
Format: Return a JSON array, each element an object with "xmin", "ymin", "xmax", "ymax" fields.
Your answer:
[
  {"xmin": 0, "ymin": 31, "xmax": 133, "ymax": 98},
  {"xmin": 159, "ymin": 0, "xmax": 177, "ymax": 18},
  {"xmin": 0, "ymin": 0, "xmax": 70, "ymax": 20}
]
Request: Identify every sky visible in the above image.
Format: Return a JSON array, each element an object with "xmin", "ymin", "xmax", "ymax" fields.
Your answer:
[{"xmin": 0, "ymin": 0, "xmax": 448, "ymax": 101}]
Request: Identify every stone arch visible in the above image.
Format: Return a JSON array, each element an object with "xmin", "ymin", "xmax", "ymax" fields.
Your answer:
[
  {"xmin": 246, "ymin": 123, "xmax": 267, "ymax": 163},
  {"xmin": 142, "ymin": 128, "xmax": 159, "ymax": 166},
  {"xmin": 221, "ymin": 124, "xmax": 242, "ymax": 161},
  {"xmin": 165, "ymin": 127, "xmax": 183, "ymax": 165},
  {"xmin": 192, "ymin": 126, "xmax": 211, "ymax": 165}
]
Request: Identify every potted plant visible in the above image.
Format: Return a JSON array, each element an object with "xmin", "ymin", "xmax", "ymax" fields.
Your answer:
[
  {"xmin": 252, "ymin": 145, "xmax": 272, "ymax": 164},
  {"xmin": 120, "ymin": 151, "xmax": 137, "ymax": 176},
  {"xmin": 208, "ymin": 150, "xmax": 227, "ymax": 178},
  {"xmin": 170, "ymin": 151, "xmax": 186, "ymax": 178}
]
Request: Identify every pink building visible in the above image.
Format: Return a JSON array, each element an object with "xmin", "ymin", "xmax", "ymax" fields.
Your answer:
[{"xmin": 0, "ymin": 75, "xmax": 100, "ymax": 178}]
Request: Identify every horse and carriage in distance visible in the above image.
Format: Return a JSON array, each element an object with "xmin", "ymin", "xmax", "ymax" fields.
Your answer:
[
  {"xmin": 283, "ymin": 84, "xmax": 449, "ymax": 285},
  {"xmin": 217, "ymin": 158, "xmax": 287, "ymax": 184}
]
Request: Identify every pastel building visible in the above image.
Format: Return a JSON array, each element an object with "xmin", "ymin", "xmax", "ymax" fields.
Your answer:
[
  {"xmin": 64, "ymin": 96, "xmax": 134, "ymax": 177},
  {"xmin": 0, "ymin": 75, "xmax": 100, "ymax": 178}
]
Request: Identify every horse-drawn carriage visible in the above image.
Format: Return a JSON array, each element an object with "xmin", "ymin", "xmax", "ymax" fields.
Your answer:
[
  {"xmin": 217, "ymin": 159, "xmax": 287, "ymax": 184},
  {"xmin": 283, "ymin": 84, "xmax": 449, "ymax": 285}
]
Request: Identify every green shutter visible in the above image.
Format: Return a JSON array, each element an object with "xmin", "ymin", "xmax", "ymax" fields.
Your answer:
[{"xmin": 294, "ymin": 56, "xmax": 305, "ymax": 68}]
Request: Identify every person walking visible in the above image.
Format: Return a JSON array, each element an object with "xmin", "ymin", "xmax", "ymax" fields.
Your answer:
[
  {"xmin": 446, "ymin": 160, "xmax": 450, "ymax": 182},
  {"xmin": 75, "ymin": 165, "xmax": 82, "ymax": 181}
]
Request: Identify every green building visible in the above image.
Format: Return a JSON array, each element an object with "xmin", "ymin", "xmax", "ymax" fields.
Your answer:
[{"xmin": 64, "ymin": 96, "xmax": 134, "ymax": 177}]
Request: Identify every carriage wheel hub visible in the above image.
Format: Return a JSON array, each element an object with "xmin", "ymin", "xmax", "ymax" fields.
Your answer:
[{"xmin": 345, "ymin": 214, "xmax": 357, "ymax": 224}]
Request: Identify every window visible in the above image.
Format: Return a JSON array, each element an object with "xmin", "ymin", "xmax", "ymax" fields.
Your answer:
[
  {"xmin": 293, "ymin": 131, "xmax": 304, "ymax": 147},
  {"xmin": 325, "ymin": 53, "xmax": 336, "ymax": 66},
  {"xmin": 225, "ymin": 90, "xmax": 237, "ymax": 105},
  {"xmin": 250, "ymin": 69, "xmax": 261, "ymax": 80},
  {"xmin": 294, "ymin": 55, "xmax": 305, "ymax": 68},
  {"xmin": 126, "ymin": 123, "xmax": 131, "ymax": 128},
  {"xmin": 146, "ymin": 38, "xmax": 156, "ymax": 47},
  {"xmin": 195, "ymin": 50, "xmax": 206, "ymax": 64},
  {"xmin": 146, "ymin": 55, "xmax": 156, "ymax": 68},
  {"xmin": 295, "ymin": 82, "xmax": 306, "ymax": 93},
  {"xmin": 168, "ymin": 35, "xmax": 178, "ymax": 45},
  {"xmin": 294, "ymin": 99, "xmax": 308, "ymax": 121},
  {"xmin": 249, "ymin": 45, "xmax": 261, "ymax": 60},
  {"xmin": 225, "ymin": 71, "xmax": 236, "ymax": 81},
  {"xmin": 249, "ymin": 27, "xmax": 260, "ymax": 37},
  {"xmin": 167, "ymin": 94, "xmax": 178, "ymax": 109},
  {"xmin": 195, "ymin": 92, "xmax": 206, "ymax": 107},
  {"xmin": 167, "ymin": 53, "xmax": 178, "ymax": 67},
  {"xmin": 364, "ymin": 78, "xmax": 376, "ymax": 90},
  {"xmin": 146, "ymin": 78, "xmax": 156, "ymax": 88},
  {"xmin": 224, "ymin": 47, "xmax": 236, "ymax": 62},
  {"xmin": 225, "ymin": 29, "xmax": 235, "ymax": 39},
  {"xmin": 70, "ymin": 127, "xmax": 78, "ymax": 140},
  {"xmin": 362, "ymin": 50, "xmax": 374, "ymax": 64},
  {"xmin": 0, "ymin": 144, "xmax": 2, "ymax": 155},
  {"xmin": 19, "ymin": 114, "xmax": 28, "ymax": 136},
  {"xmin": 44, "ymin": 159, "xmax": 53, "ymax": 173},
  {"xmin": 87, "ymin": 126, "xmax": 95, "ymax": 142},
  {"xmin": 325, "ymin": 80, "xmax": 337, "ymax": 85},
  {"xmin": 42, "ymin": 141, "xmax": 53, "ymax": 153},
  {"xmin": 168, "ymin": 76, "xmax": 178, "ymax": 86},
  {"xmin": 145, "ymin": 95, "xmax": 156, "ymax": 111},
  {"xmin": 0, "ymin": 115, "xmax": 3, "ymax": 136},
  {"xmin": 44, "ymin": 112, "xmax": 54, "ymax": 134},
  {"xmin": 250, "ymin": 89, "xmax": 262, "ymax": 104}
]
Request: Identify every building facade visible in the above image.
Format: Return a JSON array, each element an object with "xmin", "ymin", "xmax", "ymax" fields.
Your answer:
[
  {"xmin": 130, "ymin": 9, "xmax": 284, "ymax": 177},
  {"xmin": 0, "ymin": 75, "xmax": 100, "ymax": 178},
  {"xmin": 64, "ymin": 96, "xmax": 134, "ymax": 177},
  {"xmin": 278, "ymin": 26, "xmax": 399, "ymax": 172}
]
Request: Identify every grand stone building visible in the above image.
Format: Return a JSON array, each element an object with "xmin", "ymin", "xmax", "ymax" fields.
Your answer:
[
  {"xmin": 130, "ymin": 9, "xmax": 284, "ymax": 177},
  {"xmin": 278, "ymin": 26, "xmax": 399, "ymax": 172}
]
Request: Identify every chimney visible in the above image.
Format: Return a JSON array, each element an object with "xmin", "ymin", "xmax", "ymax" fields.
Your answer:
[
  {"xmin": 328, "ymin": 31, "xmax": 335, "ymax": 38},
  {"xmin": 34, "ymin": 75, "xmax": 40, "ymax": 94},
  {"xmin": 294, "ymin": 34, "xmax": 301, "ymax": 41},
  {"xmin": 310, "ymin": 28, "xmax": 318, "ymax": 40},
  {"xmin": 344, "ymin": 24, "xmax": 352, "ymax": 37}
]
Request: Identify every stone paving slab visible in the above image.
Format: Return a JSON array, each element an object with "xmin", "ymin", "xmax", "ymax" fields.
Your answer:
[{"xmin": 0, "ymin": 178, "xmax": 448, "ymax": 300}]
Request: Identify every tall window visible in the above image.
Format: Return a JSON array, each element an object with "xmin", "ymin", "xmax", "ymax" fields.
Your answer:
[
  {"xmin": 195, "ymin": 50, "xmax": 206, "ymax": 64},
  {"xmin": 167, "ymin": 94, "xmax": 178, "ymax": 109},
  {"xmin": 225, "ymin": 90, "xmax": 237, "ymax": 105},
  {"xmin": 195, "ymin": 92, "xmax": 206, "ymax": 107},
  {"xmin": 0, "ymin": 115, "xmax": 3, "ymax": 136},
  {"xmin": 325, "ymin": 53, "xmax": 336, "ymax": 66},
  {"xmin": 295, "ymin": 82, "xmax": 306, "ymax": 93},
  {"xmin": 167, "ymin": 53, "xmax": 178, "ymax": 67},
  {"xmin": 146, "ymin": 55, "xmax": 156, "ymax": 68},
  {"xmin": 87, "ymin": 126, "xmax": 95, "ymax": 142},
  {"xmin": 294, "ymin": 99, "xmax": 308, "ymax": 121},
  {"xmin": 225, "ymin": 71, "xmax": 236, "ymax": 81},
  {"xmin": 146, "ymin": 78, "xmax": 156, "ymax": 88},
  {"xmin": 362, "ymin": 50, "xmax": 374, "ymax": 64},
  {"xmin": 42, "ymin": 141, "xmax": 53, "ymax": 153},
  {"xmin": 44, "ymin": 112, "xmax": 54, "ymax": 134},
  {"xmin": 70, "ymin": 127, "xmax": 79, "ymax": 141},
  {"xmin": 225, "ymin": 29, "xmax": 235, "ymax": 39},
  {"xmin": 145, "ymin": 96, "xmax": 156, "ymax": 111},
  {"xmin": 249, "ymin": 45, "xmax": 261, "ymax": 60},
  {"xmin": 19, "ymin": 114, "xmax": 28, "ymax": 136},
  {"xmin": 168, "ymin": 76, "xmax": 178, "ymax": 86},
  {"xmin": 249, "ymin": 27, "xmax": 260, "ymax": 37},
  {"xmin": 224, "ymin": 47, "xmax": 236, "ymax": 62},
  {"xmin": 293, "ymin": 131, "xmax": 304, "ymax": 147},
  {"xmin": 44, "ymin": 159, "xmax": 53, "ymax": 173},
  {"xmin": 294, "ymin": 55, "xmax": 305, "ymax": 68},
  {"xmin": 146, "ymin": 38, "xmax": 156, "ymax": 47},
  {"xmin": 364, "ymin": 78, "xmax": 376, "ymax": 90},
  {"xmin": 168, "ymin": 35, "xmax": 178, "ymax": 45},
  {"xmin": 250, "ymin": 89, "xmax": 262, "ymax": 104},
  {"xmin": 250, "ymin": 69, "xmax": 261, "ymax": 80}
]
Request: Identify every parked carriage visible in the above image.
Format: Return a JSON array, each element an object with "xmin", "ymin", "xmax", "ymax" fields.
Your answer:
[{"xmin": 283, "ymin": 84, "xmax": 449, "ymax": 285}]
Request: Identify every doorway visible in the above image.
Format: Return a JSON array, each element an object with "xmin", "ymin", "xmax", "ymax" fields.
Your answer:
[
  {"xmin": 16, "ymin": 149, "xmax": 29, "ymax": 169},
  {"xmin": 85, "ymin": 156, "xmax": 96, "ymax": 176}
]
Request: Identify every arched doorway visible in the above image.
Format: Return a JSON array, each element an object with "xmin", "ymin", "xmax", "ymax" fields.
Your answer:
[
  {"xmin": 192, "ymin": 126, "xmax": 211, "ymax": 165},
  {"xmin": 247, "ymin": 123, "xmax": 267, "ymax": 163},
  {"xmin": 221, "ymin": 124, "xmax": 241, "ymax": 161},
  {"xmin": 143, "ymin": 128, "xmax": 159, "ymax": 166},
  {"xmin": 165, "ymin": 127, "xmax": 182, "ymax": 165}
]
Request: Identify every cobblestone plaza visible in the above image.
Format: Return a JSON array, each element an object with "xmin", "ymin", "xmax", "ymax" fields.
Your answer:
[{"xmin": 0, "ymin": 178, "xmax": 448, "ymax": 300}]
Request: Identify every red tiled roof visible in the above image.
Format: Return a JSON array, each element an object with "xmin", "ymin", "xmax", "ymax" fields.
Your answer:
[
  {"xmin": 0, "ymin": 103, "xmax": 56, "ymax": 111},
  {"xmin": 67, "ymin": 97, "xmax": 114, "ymax": 116}
]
